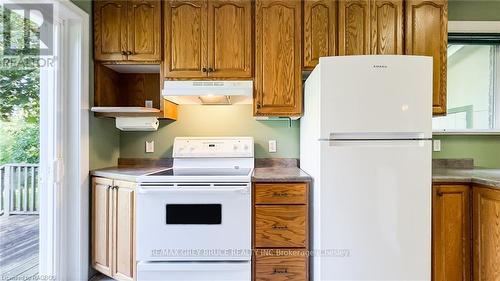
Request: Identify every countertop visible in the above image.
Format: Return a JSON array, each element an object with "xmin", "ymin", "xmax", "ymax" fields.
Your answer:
[
  {"xmin": 432, "ymin": 168, "xmax": 500, "ymax": 189},
  {"xmin": 91, "ymin": 166, "xmax": 312, "ymax": 182},
  {"xmin": 252, "ymin": 167, "xmax": 312, "ymax": 182},
  {"xmin": 91, "ymin": 166, "xmax": 500, "ymax": 189},
  {"xmin": 91, "ymin": 166, "xmax": 167, "ymax": 182}
]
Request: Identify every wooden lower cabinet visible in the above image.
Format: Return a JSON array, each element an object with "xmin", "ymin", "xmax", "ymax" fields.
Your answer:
[
  {"xmin": 432, "ymin": 184, "xmax": 471, "ymax": 281},
  {"xmin": 92, "ymin": 177, "xmax": 136, "ymax": 281},
  {"xmin": 473, "ymin": 185, "xmax": 500, "ymax": 281},
  {"xmin": 254, "ymin": 249, "xmax": 308, "ymax": 281},
  {"xmin": 253, "ymin": 182, "xmax": 309, "ymax": 281},
  {"xmin": 433, "ymin": 183, "xmax": 500, "ymax": 281}
]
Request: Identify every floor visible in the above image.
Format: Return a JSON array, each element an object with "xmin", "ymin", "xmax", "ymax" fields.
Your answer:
[{"xmin": 0, "ymin": 215, "xmax": 39, "ymax": 280}]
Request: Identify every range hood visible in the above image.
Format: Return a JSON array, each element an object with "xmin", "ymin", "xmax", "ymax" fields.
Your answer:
[{"xmin": 163, "ymin": 80, "xmax": 253, "ymax": 105}]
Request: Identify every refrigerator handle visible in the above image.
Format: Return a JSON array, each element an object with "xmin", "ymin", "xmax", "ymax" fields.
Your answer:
[{"xmin": 329, "ymin": 132, "xmax": 429, "ymax": 140}]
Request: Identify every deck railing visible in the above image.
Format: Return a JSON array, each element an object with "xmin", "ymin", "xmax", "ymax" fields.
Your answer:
[{"xmin": 0, "ymin": 164, "xmax": 39, "ymax": 216}]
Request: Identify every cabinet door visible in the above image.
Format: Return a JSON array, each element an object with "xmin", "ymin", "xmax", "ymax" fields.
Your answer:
[
  {"xmin": 94, "ymin": 1, "xmax": 128, "ymax": 61},
  {"xmin": 207, "ymin": 0, "xmax": 252, "ymax": 78},
  {"xmin": 127, "ymin": 0, "xmax": 162, "ymax": 61},
  {"xmin": 255, "ymin": 0, "xmax": 302, "ymax": 116},
  {"xmin": 91, "ymin": 177, "xmax": 113, "ymax": 275},
  {"xmin": 112, "ymin": 180, "xmax": 136, "ymax": 281},
  {"xmin": 432, "ymin": 185, "xmax": 471, "ymax": 281},
  {"xmin": 164, "ymin": 0, "xmax": 208, "ymax": 78},
  {"xmin": 370, "ymin": 0, "xmax": 403, "ymax": 55},
  {"xmin": 303, "ymin": 0, "xmax": 337, "ymax": 70},
  {"xmin": 338, "ymin": 0, "xmax": 370, "ymax": 55},
  {"xmin": 405, "ymin": 0, "xmax": 447, "ymax": 115},
  {"xmin": 473, "ymin": 186, "xmax": 500, "ymax": 281}
]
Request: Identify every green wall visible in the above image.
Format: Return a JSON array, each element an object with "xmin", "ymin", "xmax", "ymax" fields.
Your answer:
[
  {"xmin": 71, "ymin": 0, "xmax": 120, "ymax": 169},
  {"xmin": 448, "ymin": 0, "xmax": 500, "ymax": 21},
  {"xmin": 120, "ymin": 105, "xmax": 299, "ymax": 158}
]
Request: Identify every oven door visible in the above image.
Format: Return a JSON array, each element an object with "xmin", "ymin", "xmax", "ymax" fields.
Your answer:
[{"xmin": 136, "ymin": 183, "xmax": 251, "ymax": 261}]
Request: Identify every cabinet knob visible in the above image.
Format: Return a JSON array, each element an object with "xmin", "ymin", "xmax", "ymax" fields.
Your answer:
[
  {"xmin": 121, "ymin": 51, "xmax": 127, "ymax": 55},
  {"xmin": 256, "ymin": 103, "xmax": 262, "ymax": 109},
  {"xmin": 202, "ymin": 67, "xmax": 207, "ymax": 72},
  {"xmin": 273, "ymin": 267, "xmax": 288, "ymax": 274},
  {"xmin": 272, "ymin": 224, "xmax": 288, "ymax": 230},
  {"xmin": 127, "ymin": 51, "xmax": 133, "ymax": 55},
  {"xmin": 437, "ymin": 191, "xmax": 444, "ymax": 196},
  {"xmin": 208, "ymin": 67, "xmax": 214, "ymax": 73}
]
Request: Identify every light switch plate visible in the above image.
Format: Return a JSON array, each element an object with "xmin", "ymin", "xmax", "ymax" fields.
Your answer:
[
  {"xmin": 268, "ymin": 140, "xmax": 277, "ymax": 153},
  {"xmin": 433, "ymin": 140, "xmax": 441, "ymax": 152},
  {"xmin": 146, "ymin": 141, "xmax": 154, "ymax": 153}
]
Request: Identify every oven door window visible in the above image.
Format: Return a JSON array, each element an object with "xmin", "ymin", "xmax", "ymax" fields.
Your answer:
[{"xmin": 166, "ymin": 204, "xmax": 222, "ymax": 224}]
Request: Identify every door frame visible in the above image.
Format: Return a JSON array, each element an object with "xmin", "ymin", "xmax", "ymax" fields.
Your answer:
[{"xmin": 38, "ymin": 0, "xmax": 90, "ymax": 280}]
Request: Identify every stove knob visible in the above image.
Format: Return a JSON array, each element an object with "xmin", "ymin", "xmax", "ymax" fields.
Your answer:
[
  {"xmin": 244, "ymin": 144, "xmax": 249, "ymax": 150},
  {"xmin": 233, "ymin": 145, "xmax": 238, "ymax": 150}
]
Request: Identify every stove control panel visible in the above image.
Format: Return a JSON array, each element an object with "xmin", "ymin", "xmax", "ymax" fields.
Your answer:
[{"xmin": 173, "ymin": 137, "xmax": 254, "ymax": 158}]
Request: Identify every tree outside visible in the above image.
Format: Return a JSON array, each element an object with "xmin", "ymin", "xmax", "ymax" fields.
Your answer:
[{"xmin": 0, "ymin": 5, "xmax": 40, "ymax": 165}]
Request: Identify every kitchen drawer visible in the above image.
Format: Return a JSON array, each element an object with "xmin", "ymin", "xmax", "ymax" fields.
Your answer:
[
  {"xmin": 255, "ymin": 205, "xmax": 307, "ymax": 248},
  {"xmin": 254, "ymin": 249, "xmax": 308, "ymax": 281},
  {"xmin": 255, "ymin": 183, "xmax": 307, "ymax": 205}
]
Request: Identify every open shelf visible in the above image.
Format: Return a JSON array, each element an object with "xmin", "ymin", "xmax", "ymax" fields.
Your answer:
[{"xmin": 94, "ymin": 62, "xmax": 177, "ymax": 120}]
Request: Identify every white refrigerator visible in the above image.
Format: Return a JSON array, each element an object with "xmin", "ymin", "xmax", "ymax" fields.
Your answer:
[{"xmin": 300, "ymin": 55, "xmax": 433, "ymax": 281}]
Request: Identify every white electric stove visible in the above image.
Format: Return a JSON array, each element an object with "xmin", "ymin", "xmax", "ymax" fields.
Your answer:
[{"xmin": 136, "ymin": 137, "xmax": 254, "ymax": 281}]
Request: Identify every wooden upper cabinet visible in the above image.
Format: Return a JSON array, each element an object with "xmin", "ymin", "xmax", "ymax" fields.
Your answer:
[
  {"xmin": 370, "ymin": 0, "xmax": 403, "ymax": 55},
  {"xmin": 165, "ymin": 0, "xmax": 252, "ymax": 78},
  {"xmin": 405, "ymin": 0, "xmax": 448, "ymax": 115},
  {"xmin": 303, "ymin": 0, "xmax": 337, "ymax": 70},
  {"xmin": 94, "ymin": 1, "xmax": 128, "ymax": 61},
  {"xmin": 208, "ymin": 0, "xmax": 252, "ymax": 77},
  {"xmin": 112, "ymin": 181, "xmax": 136, "ymax": 281},
  {"xmin": 127, "ymin": 0, "xmax": 162, "ymax": 61},
  {"xmin": 473, "ymin": 186, "xmax": 500, "ymax": 281},
  {"xmin": 339, "ymin": 0, "xmax": 402, "ymax": 56},
  {"xmin": 94, "ymin": 0, "xmax": 161, "ymax": 62},
  {"xmin": 432, "ymin": 185, "xmax": 471, "ymax": 281},
  {"xmin": 91, "ymin": 177, "xmax": 113, "ymax": 276},
  {"xmin": 338, "ymin": 0, "xmax": 370, "ymax": 55},
  {"xmin": 255, "ymin": 0, "xmax": 302, "ymax": 116},
  {"xmin": 165, "ymin": 0, "xmax": 208, "ymax": 78}
]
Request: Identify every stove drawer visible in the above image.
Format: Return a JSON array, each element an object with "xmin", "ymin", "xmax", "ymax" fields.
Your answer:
[
  {"xmin": 254, "ymin": 183, "xmax": 307, "ymax": 204},
  {"xmin": 255, "ymin": 249, "xmax": 308, "ymax": 281},
  {"xmin": 255, "ymin": 205, "xmax": 307, "ymax": 248}
]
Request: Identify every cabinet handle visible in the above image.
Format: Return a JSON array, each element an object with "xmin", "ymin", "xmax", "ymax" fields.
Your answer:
[
  {"xmin": 272, "ymin": 267, "xmax": 288, "ymax": 274},
  {"xmin": 437, "ymin": 191, "xmax": 444, "ymax": 196},
  {"xmin": 112, "ymin": 185, "xmax": 118, "ymax": 190},
  {"xmin": 208, "ymin": 67, "xmax": 214, "ymax": 73},
  {"xmin": 272, "ymin": 225, "xmax": 288, "ymax": 230},
  {"xmin": 121, "ymin": 51, "xmax": 127, "ymax": 55},
  {"xmin": 127, "ymin": 51, "xmax": 133, "ymax": 55},
  {"xmin": 272, "ymin": 192, "xmax": 289, "ymax": 197},
  {"xmin": 201, "ymin": 67, "xmax": 207, "ymax": 72},
  {"xmin": 106, "ymin": 185, "xmax": 112, "ymax": 190},
  {"xmin": 256, "ymin": 103, "xmax": 262, "ymax": 109}
]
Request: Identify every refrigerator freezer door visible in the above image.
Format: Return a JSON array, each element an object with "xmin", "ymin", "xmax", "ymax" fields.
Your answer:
[
  {"xmin": 313, "ymin": 140, "xmax": 431, "ymax": 281},
  {"xmin": 315, "ymin": 55, "xmax": 433, "ymax": 139}
]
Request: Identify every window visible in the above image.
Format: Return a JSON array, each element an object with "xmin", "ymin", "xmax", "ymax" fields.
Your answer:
[{"xmin": 432, "ymin": 32, "xmax": 500, "ymax": 133}]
